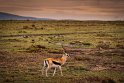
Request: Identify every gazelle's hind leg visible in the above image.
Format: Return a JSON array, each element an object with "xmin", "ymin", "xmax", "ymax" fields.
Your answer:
[
  {"xmin": 42, "ymin": 66, "xmax": 45, "ymax": 75},
  {"xmin": 42, "ymin": 60, "xmax": 49, "ymax": 76},
  {"xmin": 45, "ymin": 67, "xmax": 49, "ymax": 77},
  {"xmin": 42, "ymin": 65, "xmax": 49, "ymax": 77}
]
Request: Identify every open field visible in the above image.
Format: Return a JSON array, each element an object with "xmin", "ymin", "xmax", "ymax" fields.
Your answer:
[{"xmin": 0, "ymin": 20, "xmax": 124, "ymax": 83}]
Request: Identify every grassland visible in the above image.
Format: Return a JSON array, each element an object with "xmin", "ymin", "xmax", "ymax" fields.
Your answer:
[{"xmin": 0, "ymin": 20, "xmax": 124, "ymax": 83}]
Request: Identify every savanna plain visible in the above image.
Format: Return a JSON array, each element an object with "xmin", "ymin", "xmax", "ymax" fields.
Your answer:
[{"xmin": 0, "ymin": 20, "xmax": 124, "ymax": 83}]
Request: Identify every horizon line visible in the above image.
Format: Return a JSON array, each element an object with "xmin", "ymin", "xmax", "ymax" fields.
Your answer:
[{"xmin": 0, "ymin": 11, "xmax": 124, "ymax": 21}]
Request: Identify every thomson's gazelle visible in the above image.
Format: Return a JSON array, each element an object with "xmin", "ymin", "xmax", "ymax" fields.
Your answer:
[{"xmin": 42, "ymin": 47, "xmax": 69, "ymax": 77}]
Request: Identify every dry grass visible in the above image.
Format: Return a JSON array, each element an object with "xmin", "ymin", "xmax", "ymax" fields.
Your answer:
[{"xmin": 0, "ymin": 20, "xmax": 124, "ymax": 83}]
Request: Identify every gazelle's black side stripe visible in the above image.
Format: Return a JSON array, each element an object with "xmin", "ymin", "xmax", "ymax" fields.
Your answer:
[{"xmin": 52, "ymin": 61, "xmax": 61, "ymax": 65}]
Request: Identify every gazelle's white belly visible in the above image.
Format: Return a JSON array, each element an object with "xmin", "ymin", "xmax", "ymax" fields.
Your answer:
[{"xmin": 51, "ymin": 64, "xmax": 60, "ymax": 68}]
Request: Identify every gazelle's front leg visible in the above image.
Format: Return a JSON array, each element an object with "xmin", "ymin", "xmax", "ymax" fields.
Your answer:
[
  {"xmin": 53, "ymin": 67, "xmax": 57, "ymax": 76},
  {"xmin": 58, "ymin": 66, "xmax": 63, "ymax": 76}
]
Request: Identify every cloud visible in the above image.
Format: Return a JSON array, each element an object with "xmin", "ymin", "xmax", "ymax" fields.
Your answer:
[{"xmin": 0, "ymin": 0, "xmax": 124, "ymax": 20}]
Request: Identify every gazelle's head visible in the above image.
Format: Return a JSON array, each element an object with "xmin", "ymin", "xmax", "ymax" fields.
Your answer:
[{"xmin": 64, "ymin": 52, "xmax": 70, "ymax": 57}]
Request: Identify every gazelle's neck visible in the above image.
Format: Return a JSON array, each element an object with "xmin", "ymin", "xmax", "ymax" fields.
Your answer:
[{"xmin": 61, "ymin": 54, "xmax": 68, "ymax": 64}]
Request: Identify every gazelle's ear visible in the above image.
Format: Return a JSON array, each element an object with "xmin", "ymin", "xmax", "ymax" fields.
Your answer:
[{"xmin": 63, "ymin": 50, "xmax": 66, "ymax": 54}]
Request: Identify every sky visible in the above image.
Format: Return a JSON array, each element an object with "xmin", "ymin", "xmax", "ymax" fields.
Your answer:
[{"xmin": 0, "ymin": 0, "xmax": 124, "ymax": 20}]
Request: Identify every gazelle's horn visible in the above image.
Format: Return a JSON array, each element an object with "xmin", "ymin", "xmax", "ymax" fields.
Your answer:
[
  {"xmin": 61, "ymin": 44, "xmax": 70, "ymax": 57},
  {"xmin": 61, "ymin": 44, "xmax": 66, "ymax": 54}
]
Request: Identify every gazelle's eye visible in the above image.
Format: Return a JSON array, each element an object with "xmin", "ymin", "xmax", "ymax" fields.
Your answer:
[{"xmin": 67, "ymin": 54, "xmax": 69, "ymax": 57}]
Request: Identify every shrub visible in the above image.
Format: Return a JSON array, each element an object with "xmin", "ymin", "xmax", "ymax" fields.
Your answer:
[
  {"xmin": 82, "ymin": 42, "xmax": 92, "ymax": 46},
  {"xmin": 116, "ymin": 44, "xmax": 124, "ymax": 49},
  {"xmin": 74, "ymin": 55, "xmax": 83, "ymax": 61},
  {"xmin": 70, "ymin": 41, "xmax": 91, "ymax": 46},
  {"xmin": 31, "ymin": 39, "xmax": 35, "ymax": 43},
  {"xmin": 26, "ymin": 45, "xmax": 46, "ymax": 52},
  {"xmin": 31, "ymin": 24, "xmax": 36, "ymax": 27},
  {"xmin": 96, "ymin": 41, "xmax": 110, "ymax": 50},
  {"xmin": 22, "ymin": 25, "xmax": 29, "ymax": 29},
  {"xmin": 18, "ymin": 31, "xmax": 27, "ymax": 33},
  {"xmin": 96, "ymin": 32, "xmax": 112, "ymax": 37}
]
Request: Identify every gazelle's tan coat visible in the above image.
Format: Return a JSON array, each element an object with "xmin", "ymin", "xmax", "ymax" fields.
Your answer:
[{"xmin": 42, "ymin": 53, "xmax": 69, "ymax": 77}]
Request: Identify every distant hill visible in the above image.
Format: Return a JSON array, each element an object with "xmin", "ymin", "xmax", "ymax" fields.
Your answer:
[{"xmin": 0, "ymin": 12, "xmax": 53, "ymax": 20}]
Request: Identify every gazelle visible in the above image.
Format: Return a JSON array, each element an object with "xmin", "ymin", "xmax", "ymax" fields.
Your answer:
[{"xmin": 42, "ymin": 45, "xmax": 69, "ymax": 77}]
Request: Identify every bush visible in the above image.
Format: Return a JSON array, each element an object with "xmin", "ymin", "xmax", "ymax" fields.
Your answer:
[
  {"xmin": 74, "ymin": 55, "xmax": 83, "ymax": 61},
  {"xmin": 70, "ymin": 41, "xmax": 91, "ymax": 46},
  {"xmin": 116, "ymin": 44, "xmax": 124, "ymax": 49},
  {"xmin": 18, "ymin": 30, "xmax": 27, "ymax": 33},
  {"xmin": 26, "ymin": 45, "xmax": 46, "ymax": 52},
  {"xmin": 82, "ymin": 42, "xmax": 92, "ymax": 46},
  {"xmin": 96, "ymin": 32, "xmax": 112, "ymax": 37},
  {"xmin": 31, "ymin": 24, "xmax": 36, "ymax": 27},
  {"xmin": 23, "ymin": 25, "xmax": 33, "ymax": 29},
  {"xmin": 23, "ymin": 25, "xmax": 29, "ymax": 29},
  {"xmin": 96, "ymin": 41, "xmax": 110, "ymax": 50}
]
